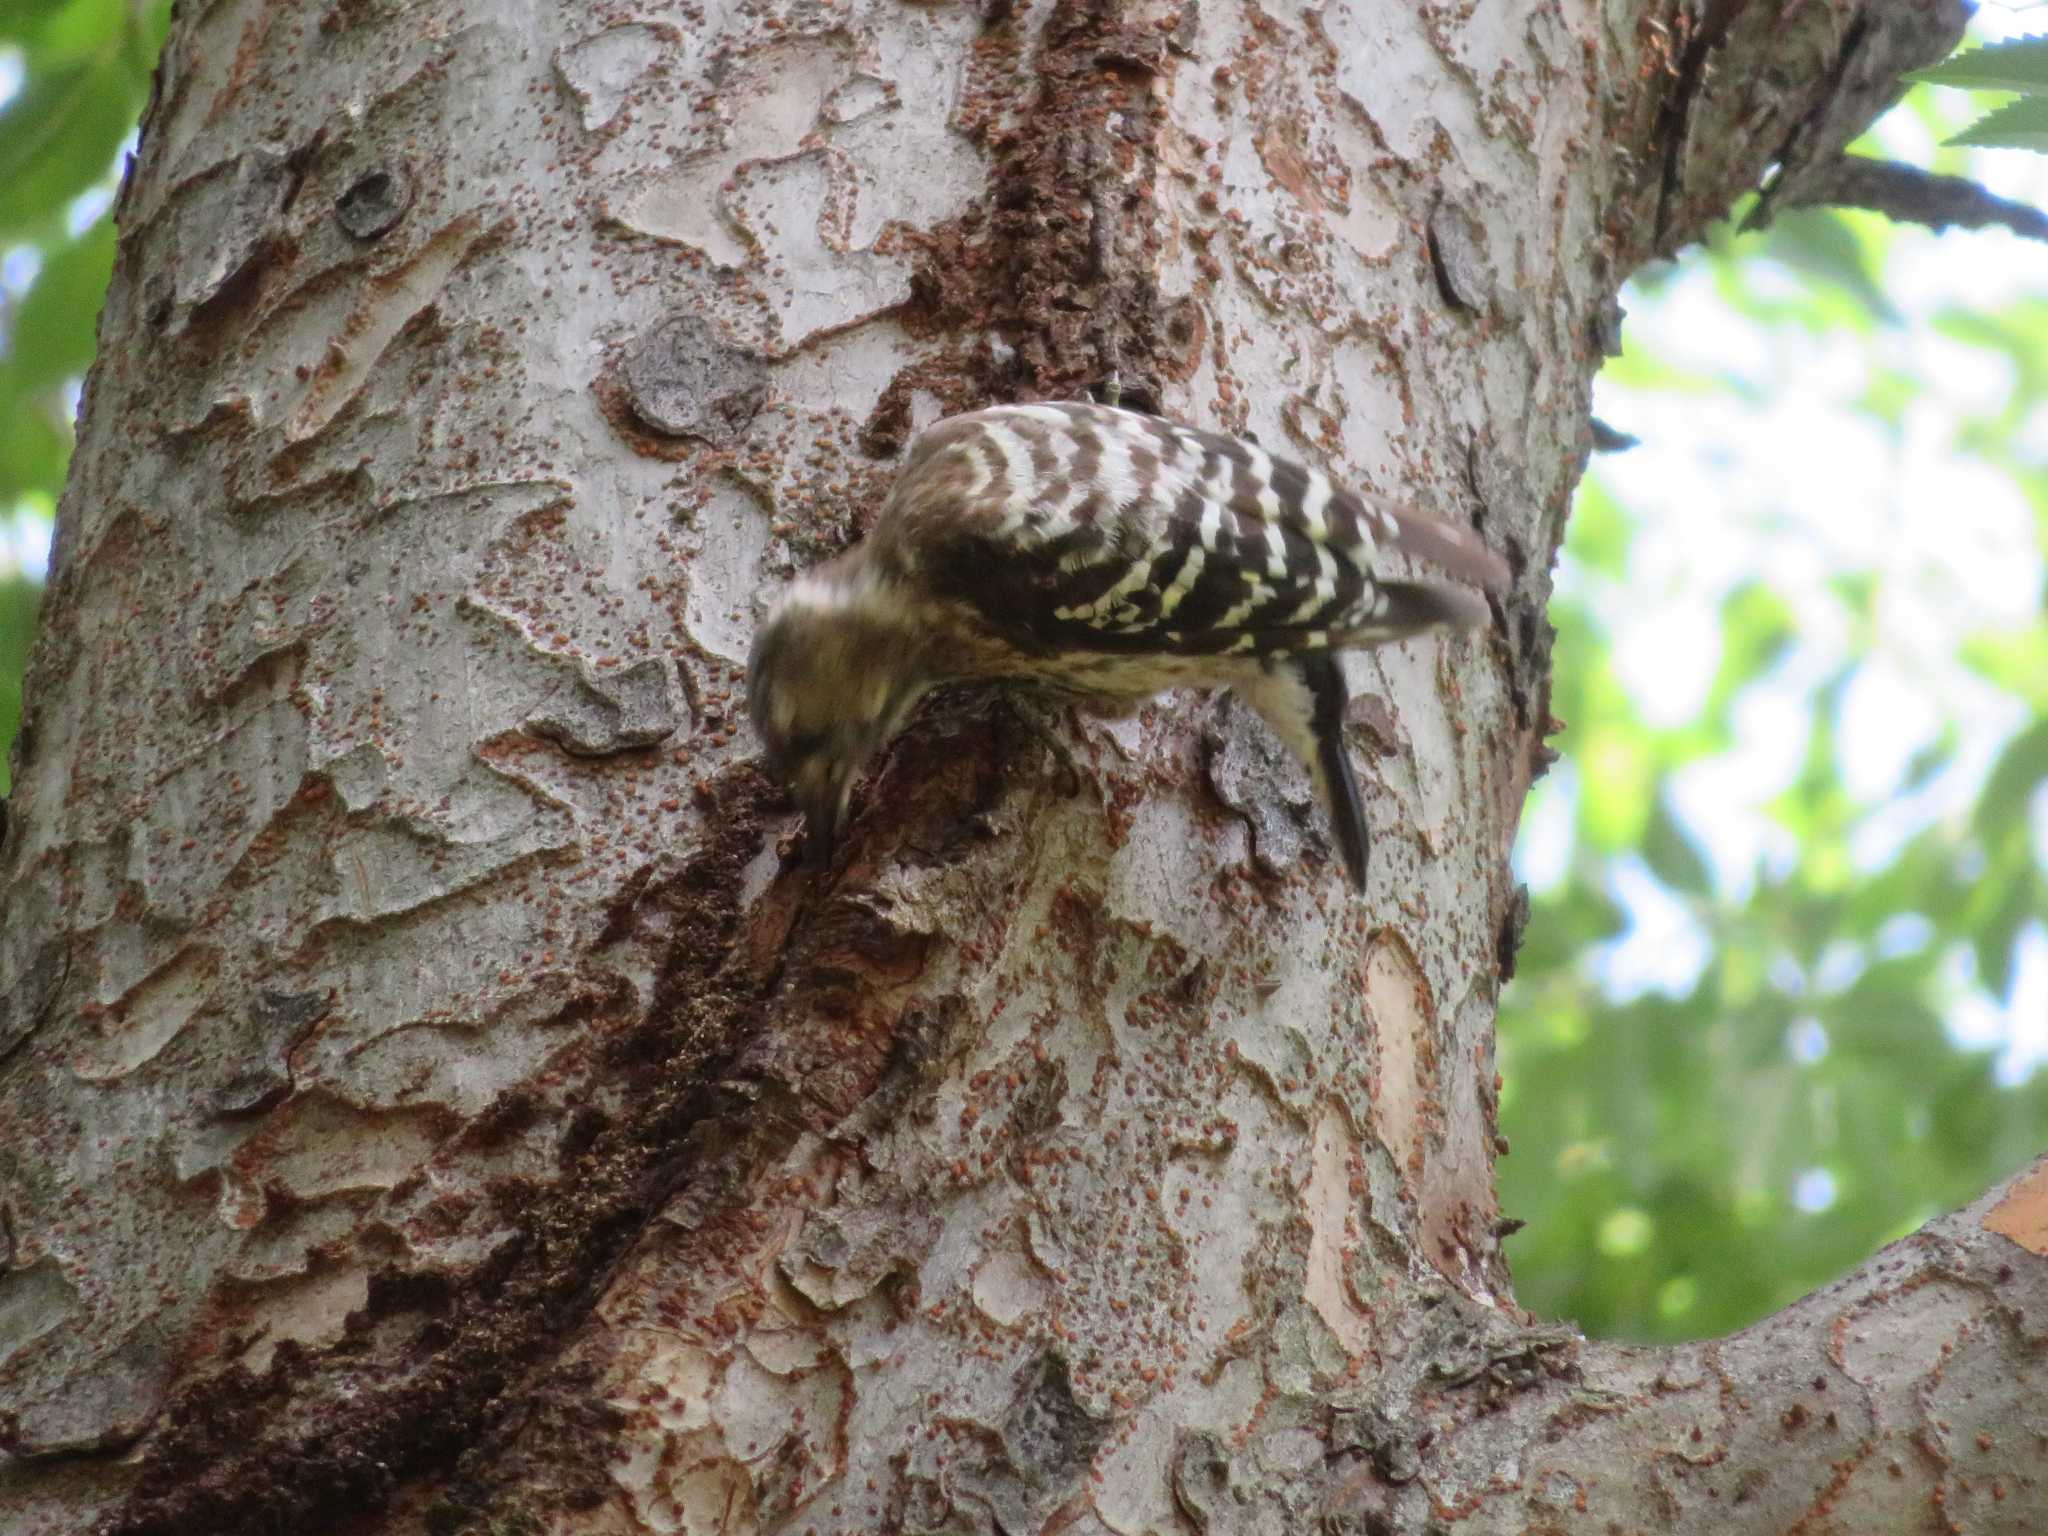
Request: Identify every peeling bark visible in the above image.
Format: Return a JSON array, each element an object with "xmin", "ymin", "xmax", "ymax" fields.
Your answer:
[{"xmin": 3, "ymin": 1, "xmax": 2019, "ymax": 1534}]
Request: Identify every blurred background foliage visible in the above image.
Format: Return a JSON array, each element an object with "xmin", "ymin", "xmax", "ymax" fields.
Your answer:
[
  {"xmin": 0, "ymin": 0, "xmax": 170, "ymax": 793},
  {"xmin": 0, "ymin": 5, "xmax": 2042, "ymax": 1343},
  {"xmin": 1500, "ymin": 24, "xmax": 2048, "ymax": 1340}
]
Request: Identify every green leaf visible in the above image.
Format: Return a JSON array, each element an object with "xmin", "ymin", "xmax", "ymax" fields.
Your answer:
[
  {"xmin": 1974, "ymin": 719, "xmax": 2048, "ymax": 841},
  {"xmin": 134, "ymin": 0, "xmax": 175, "ymax": 71},
  {"xmin": 1759, "ymin": 209, "xmax": 1894, "ymax": 324},
  {"xmin": 1710, "ymin": 585, "xmax": 1796, "ymax": 710},
  {"xmin": 0, "ymin": 1, "xmax": 79, "ymax": 48},
  {"xmin": 1963, "ymin": 626, "xmax": 2048, "ymax": 711},
  {"xmin": 1580, "ymin": 728, "xmax": 1655, "ymax": 851},
  {"xmin": 9, "ymin": 212, "xmax": 115, "ymax": 389},
  {"xmin": 1643, "ymin": 798, "xmax": 1713, "ymax": 897},
  {"xmin": 0, "ymin": 382, "xmax": 69, "ymax": 503},
  {"xmin": 1909, "ymin": 36, "xmax": 2048, "ymax": 96},
  {"xmin": 1967, "ymin": 856, "xmax": 2038, "ymax": 997},
  {"xmin": 0, "ymin": 51, "xmax": 141, "ymax": 238},
  {"xmin": 31, "ymin": 0, "xmax": 129, "ymax": 67},
  {"xmin": 0, "ymin": 572, "xmax": 41, "ymax": 798},
  {"xmin": 1569, "ymin": 479, "xmax": 1632, "ymax": 577},
  {"xmin": 1948, "ymin": 94, "xmax": 2048, "ymax": 153}
]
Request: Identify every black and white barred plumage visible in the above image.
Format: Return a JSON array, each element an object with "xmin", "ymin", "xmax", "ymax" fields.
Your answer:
[{"xmin": 747, "ymin": 401, "xmax": 1509, "ymax": 890}]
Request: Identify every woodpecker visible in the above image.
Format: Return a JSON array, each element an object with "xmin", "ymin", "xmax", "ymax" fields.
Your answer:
[{"xmin": 746, "ymin": 401, "xmax": 1508, "ymax": 890}]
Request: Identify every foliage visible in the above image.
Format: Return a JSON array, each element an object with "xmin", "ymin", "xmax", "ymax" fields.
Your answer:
[
  {"xmin": 1499, "ymin": 70, "xmax": 2048, "ymax": 1340},
  {"xmin": 0, "ymin": 0, "xmax": 169, "ymax": 793},
  {"xmin": 0, "ymin": 573, "xmax": 34, "ymax": 792},
  {"xmin": 1911, "ymin": 34, "xmax": 2048, "ymax": 152},
  {"xmin": 1501, "ymin": 550, "xmax": 2048, "ymax": 1340}
]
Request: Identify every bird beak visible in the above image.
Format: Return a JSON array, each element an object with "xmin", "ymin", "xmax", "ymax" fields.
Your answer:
[
  {"xmin": 798, "ymin": 770, "xmax": 849, "ymax": 867},
  {"xmin": 801, "ymin": 800, "xmax": 836, "ymax": 866}
]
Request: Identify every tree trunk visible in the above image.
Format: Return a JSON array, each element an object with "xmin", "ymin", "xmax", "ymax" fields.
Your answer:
[{"xmin": 5, "ymin": 0, "xmax": 2039, "ymax": 1533}]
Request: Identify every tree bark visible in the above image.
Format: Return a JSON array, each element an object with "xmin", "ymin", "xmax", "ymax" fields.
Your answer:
[{"xmin": 5, "ymin": 1, "xmax": 2034, "ymax": 1534}]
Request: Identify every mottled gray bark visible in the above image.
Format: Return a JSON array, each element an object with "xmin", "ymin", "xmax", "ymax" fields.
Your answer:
[{"xmin": 5, "ymin": 1, "xmax": 2032, "ymax": 1534}]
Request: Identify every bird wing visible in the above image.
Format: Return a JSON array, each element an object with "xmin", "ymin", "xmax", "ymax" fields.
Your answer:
[{"xmin": 886, "ymin": 402, "xmax": 1506, "ymax": 659}]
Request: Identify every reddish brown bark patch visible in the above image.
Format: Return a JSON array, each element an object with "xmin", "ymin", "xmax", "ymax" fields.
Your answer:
[
  {"xmin": 107, "ymin": 769, "xmax": 786, "ymax": 1536},
  {"xmin": 873, "ymin": 0, "xmax": 1198, "ymax": 452},
  {"xmin": 1985, "ymin": 1161, "xmax": 2048, "ymax": 1257}
]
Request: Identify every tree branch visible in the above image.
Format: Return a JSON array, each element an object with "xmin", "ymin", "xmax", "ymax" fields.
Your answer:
[
  {"xmin": 1321, "ymin": 1151, "xmax": 2048, "ymax": 1532},
  {"xmin": 1762, "ymin": 154, "xmax": 2048, "ymax": 243}
]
